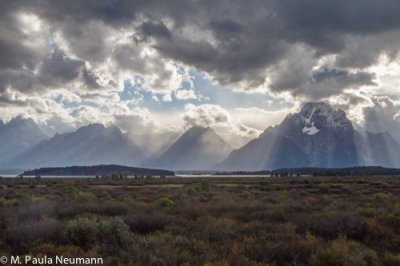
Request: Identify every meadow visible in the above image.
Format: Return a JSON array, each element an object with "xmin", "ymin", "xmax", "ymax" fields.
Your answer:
[{"xmin": 1, "ymin": 176, "xmax": 400, "ymax": 265}]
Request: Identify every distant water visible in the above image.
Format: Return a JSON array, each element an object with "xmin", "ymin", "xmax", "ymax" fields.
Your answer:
[
  {"xmin": 0, "ymin": 174, "xmax": 274, "ymax": 178},
  {"xmin": 175, "ymin": 174, "xmax": 272, "ymax": 178}
]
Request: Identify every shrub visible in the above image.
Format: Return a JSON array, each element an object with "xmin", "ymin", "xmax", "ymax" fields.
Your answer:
[
  {"xmin": 310, "ymin": 237, "xmax": 378, "ymax": 266},
  {"xmin": 67, "ymin": 182, "xmax": 77, "ymax": 200},
  {"xmin": 123, "ymin": 211, "xmax": 171, "ymax": 234},
  {"xmin": 242, "ymin": 235, "xmax": 319, "ymax": 265},
  {"xmin": 77, "ymin": 191, "xmax": 95, "ymax": 202},
  {"xmin": 64, "ymin": 218, "xmax": 98, "ymax": 248},
  {"xmin": 319, "ymin": 185, "xmax": 329, "ymax": 194},
  {"xmin": 64, "ymin": 216, "xmax": 131, "ymax": 254},
  {"xmin": 176, "ymin": 188, "xmax": 184, "ymax": 200},
  {"xmin": 186, "ymin": 186, "xmax": 195, "ymax": 195},
  {"xmin": 262, "ymin": 197, "xmax": 278, "ymax": 204},
  {"xmin": 98, "ymin": 217, "xmax": 130, "ymax": 253},
  {"xmin": 0, "ymin": 197, "xmax": 17, "ymax": 207},
  {"xmin": 17, "ymin": 201, "xmax": 55, "ymax": 222},
  {"xmin": 200, "ymin": 180, "xmax": 210, "ymax": 192},
  {"xmin": 295, "ymin": 213, "xmax": 366, "ymax": 240},
  {"xmin": 236, "ymin": 185, "xmax": 246, "ymax": 191},
  {"xmin": 56, "ymin": 201, "xmax": 128, "ymax": 219},
  {"xmin": 374, "ymin": 192, "xmax": 390, "ymax": 203},
  {"xmin": 154, "ymin": 197, "xmax": 174, "ymax": 207},
  {"xmin": 383, "ymin": 253, "xmax": 400, "ymax": 265},
  {"xmin": 6, "ymin": 218, "xmax": 62, "ymax": 250}
]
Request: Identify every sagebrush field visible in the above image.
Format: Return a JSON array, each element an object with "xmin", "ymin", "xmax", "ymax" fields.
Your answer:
[{"xmin": 1, "ymin": 176, "xmax": 400, "ymax": 265}]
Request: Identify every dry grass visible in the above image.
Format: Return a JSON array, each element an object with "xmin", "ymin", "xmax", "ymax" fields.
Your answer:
[{"xmin": 1, "ymin": 176, "xmax": 400, "ymax": 265}]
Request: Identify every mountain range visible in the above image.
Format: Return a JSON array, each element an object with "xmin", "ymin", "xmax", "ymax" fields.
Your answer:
[
  {"xmin": 0, "ymin": 116, "xmax": 48, "ymax": 166},
  {"xmin": 215, "ymin": 102, "xmax": 400, "ymax": 170},
  {"xmin": 1, "ymin": 102, "xmax": 399, "ymax": 171},
  {"xmin": 3, "ymin": 123, "xmax": 145, "ymax": 169}
]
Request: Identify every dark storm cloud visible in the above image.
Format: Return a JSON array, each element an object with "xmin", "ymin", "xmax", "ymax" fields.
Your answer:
[
  {"xmin": 1, "ymin": 0, "xmax": 400, "ymax": 99},
  {"xmin": 82, "ymin": 69, "xmax": 101, "ymax": 89},
  {"xmin": 38, "ymin": 47, "xmax": 101, "ymax": 90},
  {"xmin": 275, "ymin": 0, "xmax": 400, "ymax": 53},
  {"xmin": 276, "ymin": 0, "xmax": 400, "ymax": 35},
  {"xmin": 138, "ymin": 21, "xmax": 172, "ymax": 40},
  {"xmin": 312, "ymin": 68, "xmax": 375, "ymax": 86},
  {"xmin": 291, "ymin": 68, "xmax": 377, "ymax": 100},
  {"xmin": 39, "ymin": 48, "xmax": 84, "ymax": 86},
  {"xmin": 209, "ymin": 19, "xmax": 244, "ymax": 34},
  {"xmin": 0, "ymin": 39, "xmax": 39, "ymax": 71}
]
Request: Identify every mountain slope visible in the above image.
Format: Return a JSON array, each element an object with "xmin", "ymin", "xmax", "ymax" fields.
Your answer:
[
  {"xmin": 0, "ymin": 116, "xmax": 48, "ymax": 167},
  {"xmin": 278, "ymin": 102, "xmax": 359, "ymax": 167},
  {"xmin": 150, "ymin": 126, "xmax": 232, "ymax": 170},
  {"xmin": 9, "ymin": 123, "xmax": 146, "ymax": 168},
  {"xmin": 216, "ymin": 102, "xmax": 400, "ymax": 171}
]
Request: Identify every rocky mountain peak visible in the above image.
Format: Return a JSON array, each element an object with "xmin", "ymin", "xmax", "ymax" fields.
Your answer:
[
  {"xmin": 216, "ymin": 102, "xmax": 367, "ymax": 170},
  {"xmin": 80, "ymin": 123, "xmax": 105, "ymax": 131},
  {"xmin": 7, "ymin": 116, "xmax": 39, "ymax": 130},
  {"xmin": 150, "ymin": 126, "xmax": 232, "ymax": 170},
  {"xmin": 295, "ymin": 102, "xmax": 353, "ymax": 134},
  {"xmin": 300, "ymin": 102, "xmax": 337, "ymax": 116}
]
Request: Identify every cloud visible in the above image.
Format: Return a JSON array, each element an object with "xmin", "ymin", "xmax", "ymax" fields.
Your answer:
[
  {"xmin": 39, "ymin": 48, "xmax": 85, "ymax": 87},
  {"xmin": 114, "ymin": 110, "xmax": 181, "ymax": 156},
  {"xmin": 2, "ymin": 1, "xmax": 400, "ymax": 97},
  {"xmin": 0, "ymin": 0, "xmax": 400, "ymax": 145},
  {"xmin": 137, "ymin": 21, "xmax": 172, "ymax": 41},
  {"xmin": 175, "ymin": 89, "xmax": 197, "ymax": 100},
  {"xmin": 274, "ymin": 0, "xmax": 400, "ymax": 51},
  {"xmin": 0, "ymin": 10, "xmax": 50, "ymax": 93},
  {"xmin": 362, "ymin": 96, "xmax": 400, "ymax": 142},
  {"xmin": 296, "ymin": 68, "xmax": 376, "ymax": 100},
  {"xmin": 233, "ymin": 107, "xmax": 293, "ymax": 130},
  {"xmin": 183, "ymin": 104, "xmax": 261, "ymax": 148}
]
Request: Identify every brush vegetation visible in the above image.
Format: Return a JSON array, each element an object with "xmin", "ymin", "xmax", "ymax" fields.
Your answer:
[{"xmin": 1, "ymin": 176, "xmax": 400, "ymax": 265}]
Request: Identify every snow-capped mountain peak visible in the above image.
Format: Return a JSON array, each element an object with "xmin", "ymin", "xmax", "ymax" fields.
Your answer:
[
  {"xmin": 302, "ymin": 120, "xmax": 320, "ymax": 135},
  {"xmin": 301, "ymin": 106, "xmax": 320, "ymax": 135},
  {"xmin": 216, "ymin": 102, "xmax": 369, "ymax": 170},
  {"xmin": 299, "ymin": 102, "xmax": 352, "ymax": 132}
]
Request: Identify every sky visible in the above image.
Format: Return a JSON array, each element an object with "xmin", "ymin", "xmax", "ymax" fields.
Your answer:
[{"xmin": 1, "ymin": 0, "xmax": 400, "ymax": 152}]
